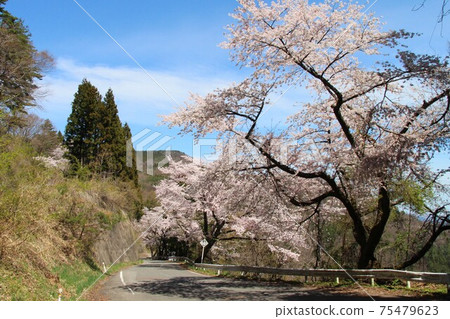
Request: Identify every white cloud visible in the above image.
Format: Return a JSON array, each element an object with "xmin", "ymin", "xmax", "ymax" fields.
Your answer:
[
  {"xmin": 35, "ymin": 58, "xmax": 237, "ymax": 129},
  {"xmin": 34, "ymin": 58, "xmax": 309, "ymax": 137}
]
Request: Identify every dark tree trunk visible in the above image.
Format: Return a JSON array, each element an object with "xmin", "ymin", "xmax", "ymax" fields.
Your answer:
[
  {"xmin": 357, "ymin": 185, "xmax": 391, "ymax": 268},
  {"xmin": 194, "ymin": 241, "xmax": 215, "ymax": 263},
  {"xmin": 194, "ymin": 216, "xmax": 226, "ymax": 263},
  {"xmin": 314, "ymin": 211, "xmax": 323, "ymax": 269}
]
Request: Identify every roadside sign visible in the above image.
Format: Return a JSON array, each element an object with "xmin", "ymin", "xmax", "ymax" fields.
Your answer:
[
  {"xmin": 200, "ymin": 239, "xmax": 208, "ymax": 247},
  {"xmin": 200, "ymin": 239, "xmax": 208, "ymax": 263}
]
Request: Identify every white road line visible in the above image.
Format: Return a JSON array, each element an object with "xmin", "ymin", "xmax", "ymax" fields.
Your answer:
[
  {"xmin": 120, "ymin": 270, "xmax": 135, "ymax": 295},
  {"xmin": 119, "ymin": 271, "xmax": 126, "ymax": 285}
]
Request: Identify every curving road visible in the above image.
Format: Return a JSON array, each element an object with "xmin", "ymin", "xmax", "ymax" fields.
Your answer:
[{"xmin": 96, "ymin": 259, "xmax": 414, "ymax": 301}]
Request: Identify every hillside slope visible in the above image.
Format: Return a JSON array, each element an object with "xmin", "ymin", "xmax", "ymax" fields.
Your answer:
[{"xmin": 0, "ymin": 136, "xmax": 144, "ymax": 300}]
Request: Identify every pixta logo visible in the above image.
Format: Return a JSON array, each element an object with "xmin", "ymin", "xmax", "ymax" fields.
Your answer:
[{"xmin": 127, "ymin": 129, "xmax": 173, "ymax": 175}]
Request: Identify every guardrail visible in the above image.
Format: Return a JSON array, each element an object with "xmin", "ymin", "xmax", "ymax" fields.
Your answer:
[{"xmin": 186, "ymin": 262, "xmax": 450, "ymax": 295}]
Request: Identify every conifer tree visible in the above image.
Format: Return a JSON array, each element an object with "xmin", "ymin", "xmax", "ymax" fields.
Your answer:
[
  {"xmin": 65, "ymin": 80, "xmax": 140, "ymax": 183},
  {"xmin": 122, "ymin": 123, "xmax": 139, "ymax": 186},
  {"xmin": 98, "ymin": 89, "xmax": 125, "ymax": 176},
  {"xmin": 122, "ymin": 122, "xmax": 142, "ymax": 219},
  {"xmin": 64, "ymin": 79, "xmax": 103, "ymax": 167}
]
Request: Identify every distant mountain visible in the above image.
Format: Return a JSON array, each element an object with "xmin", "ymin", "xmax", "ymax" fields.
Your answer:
[{"xmin": 135, "ymin": 150, "xmax": 188, "ymax": 174}]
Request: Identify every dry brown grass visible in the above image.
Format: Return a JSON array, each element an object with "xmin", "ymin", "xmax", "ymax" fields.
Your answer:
[{"xmin": 0, "ymin": 136, "xmax": 141, "ymax": 300}]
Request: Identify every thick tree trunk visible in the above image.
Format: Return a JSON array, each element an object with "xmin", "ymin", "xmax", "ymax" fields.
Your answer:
[
  {"xmin": 194, "ymin": 241, "xmax": 215, "ymax": 263},
  {"xmin": 357, "ymin": 185, "xmax": 391, "ymax": 269},
  {"xmin": 194, "ymin": 216, "xmax": 226, "ymax": 263}
]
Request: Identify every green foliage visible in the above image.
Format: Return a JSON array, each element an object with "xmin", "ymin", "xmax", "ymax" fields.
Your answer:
[
  {"xmin": 392, "ymin": 179, "xmax": 434, "ymax": 215},
  {"xmin": 421, "ymin": 235, "xmax": 450, "ymax": 273},
  {"xmin": 0, "ymin": 1, "xmax": 53, "ymax": 132},
  {"xmin": 67, "ymin": 160, "xmax": 92, "ymax": 180},
  {"xmin": 96, "ymin": 89, "xmax": 126, "ymax": 177},
  {"xmin": 121, "ymin": 122, "xmax": 139, "ymax": 186},
  {"xmin": 64, "ymin": 79, "xmax": 104, "ymax": 167},
  {"xmin": 64, "ymin": 81, "xmax": 139, "ymax": 187}
]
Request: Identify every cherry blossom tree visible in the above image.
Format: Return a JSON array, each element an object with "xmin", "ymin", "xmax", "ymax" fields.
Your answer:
[
  {"xmin": 34, "ymin": 145, "xmax": 69, "ymax": 171},
  {"xmin": 155, "ymin": 156, "xmax": 257, "ymax": 261},
  {"xmin": 154, "ymin": 153, "xmax": 310, "ymax": 263},
  {"xmin": 135, "ymin": 207, "xmax": 179, "ymax": 257},
  {"xmin": 165, "ymin": 0, "xmax": 449, "ymax": 269}
]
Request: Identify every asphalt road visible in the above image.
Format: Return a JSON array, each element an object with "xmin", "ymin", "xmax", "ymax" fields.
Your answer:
[{"xmin": 97, "ymin": 259, "xmax": 404, "ymax": 301}]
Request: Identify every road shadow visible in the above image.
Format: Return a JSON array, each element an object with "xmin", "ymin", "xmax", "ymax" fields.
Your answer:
[
  {"xmin": 137, "ymin": 261, "xmax": 186, "ymax": 271},
  {"xmin": 121, "ymin": 275, "xmax": 418, "ymax": 301}
]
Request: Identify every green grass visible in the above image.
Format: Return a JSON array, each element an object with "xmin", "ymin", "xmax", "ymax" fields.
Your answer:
[
  {"xmin": 0, "ymin": 259, "xmax": 142, "ymax": 301},
  {"xmin": 54, "ymin": 260, "xmax": 142, "ymax": 301},
  {"xmin": 0, "ymin": 265, "xmax": 59, "ymax": 301},
  {"xmin": 54, "ymin": 261, "xmax": 102, "ymax": 300}
]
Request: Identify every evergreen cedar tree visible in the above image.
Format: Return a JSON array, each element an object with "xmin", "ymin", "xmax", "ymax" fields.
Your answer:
[
  {"xmin": 161, "ymin": 0, "xmax": 450, "ymax": 269},
  {"xmin": 64, "ymin": 79, "xmax": 138, "ymax": 184},
  {"xmin": 122, "ymin": 122, "xmax": 139, "ymax": 186}
]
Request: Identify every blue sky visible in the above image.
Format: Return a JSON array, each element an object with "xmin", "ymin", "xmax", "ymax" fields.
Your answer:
[{"xmin": 5, "ymin": 0, "xmax": 450, "ymax": 158}]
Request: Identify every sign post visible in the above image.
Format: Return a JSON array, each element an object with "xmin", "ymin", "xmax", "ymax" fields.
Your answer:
[{"xmin": 200, "ymin": 239, "xmax": 208, "ymax": 263}]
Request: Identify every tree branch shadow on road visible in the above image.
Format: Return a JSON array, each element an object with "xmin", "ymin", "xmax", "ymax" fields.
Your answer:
[{"xmin": 137, "ymin": 262, "xmax": 188, "ymax": 271}]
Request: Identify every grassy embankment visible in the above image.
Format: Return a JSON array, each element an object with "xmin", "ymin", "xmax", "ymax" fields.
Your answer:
[{"xmin": 0, "ymin": 136, "xmax": 143, "ymax": 300}]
